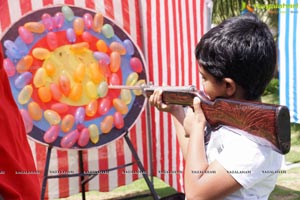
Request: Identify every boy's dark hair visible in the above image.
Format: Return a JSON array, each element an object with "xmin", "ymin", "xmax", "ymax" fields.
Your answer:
[{"xmin": 195, "ymin": 13, "xmax": 276, "ymax": 100}]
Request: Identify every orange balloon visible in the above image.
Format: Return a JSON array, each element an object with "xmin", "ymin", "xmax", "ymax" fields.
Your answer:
[
  {"xmin": 113, "ymin": 98, "xmax": 128, "ymax": 115},
  {"xmin": 100, "ymin": 115, "xmax": 113, "ymax": 134},
  {"xmin": 68, "ymin": 83, "xmax": 83, "ymax": 101},
  {"xmin": 61, "ymin": 114, "xmax": 75, "ymax": 132},
  {"xmin": 28, "ymin": 101, "xmax": 43, "ymax": 121},
  {"xmin": 38, "ymin": 86, "xmax": 52, "ymax": 103}
]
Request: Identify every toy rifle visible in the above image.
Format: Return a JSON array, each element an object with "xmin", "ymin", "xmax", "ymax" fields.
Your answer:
[{"xmin": 109, "ymin": 85, "xmax": 291, "ymax": 154}]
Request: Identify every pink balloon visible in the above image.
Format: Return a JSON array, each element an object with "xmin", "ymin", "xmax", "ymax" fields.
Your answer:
[
  {"xmin": 98, "ymin": 97, "xmax": 112, "ymax": 116},
  {"xmin": 109, "ymin": 73, "xmax": 120, "ymax": 85},
  {"xmin": 3, "ymin": 58, "xmax": 16, "ymax": 77},
  {"xmin": 20, "ymin": 109, "xmax": 33, "ymax": 134},
  {"xmin": 130, "ymin": 57, "xmax": 143, "ymax": 73},
  {"xmin": 60, "ymin": 129, "xmax": 80, "ymax": 148},
  {"xmin": 83, "ymin": 13, "xmax": 93, "ymax": 29},
  {"xmin": 53, "ymin": 12, "xmax": 65, "ymax": 29},
  {"xmin": 43, "ymin": 125, "xmax": 60, "ymax": 143},
  {"xmin": 42, "ymin": 13, "xmax": 54, "ymax": 31},
  {"xmin": 47, "ymin": 32, "xmax": 58, "ymax": 50},
  {"xmin": 18, "ymin": 26, "xmax": 34, "ymax": 44},
  {"xmin": 77, "ymin": 128, "xmax": 90, "ymax": 147},
  {"xmin": 114, "ymin": 112, "xmax": 124, "ymax": 129},
  {"xmin": 82, "ymin": 31, "xmax": 94, "ymax": 44}
]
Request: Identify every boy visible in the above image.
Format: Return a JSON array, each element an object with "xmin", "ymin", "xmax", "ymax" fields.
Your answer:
[
  {"xmin": 0, "ymin": 45, "xmax": 40, "ymax": 199},
  {"xmin": 149, "ymin": 13, "xmax": 283, "ymax": 199}
]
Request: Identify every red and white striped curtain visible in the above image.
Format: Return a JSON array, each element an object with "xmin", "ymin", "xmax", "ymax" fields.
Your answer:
[{"xmin": 0, "ymin": 0, "xmax": 210, "ymax": 198}]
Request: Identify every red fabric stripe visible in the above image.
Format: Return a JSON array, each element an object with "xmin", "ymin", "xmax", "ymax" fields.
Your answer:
[
  {"xmin": 185, "ymin": 1, "xmax": 193, "ymax": 85},
  {"xmin": 178, "ymin": 1, "xmax": 184, "ymax": 86},
  {"xmin": 0, "ymin": 0, "xmax": 11, "ymax": 31},
  {"xmin": 84, "ymin": 0, "xmax": 95, "ymax": 9},
  {"xmin": 20, "ymin": 0, "xmax": 32, "ymax": 15},
  {"xmin": 194, "ymin": 0, "xmax": 200, "ymax": 88},
  {"xmin": 35, "ymin": 144, "xmax": 48, "ymax": 198},
  {"xmin": 43, "ymin": 0, "xmax": 53, "ymax": 6},
  {"xmin": 200, "ymin": 0, "xmax": 205, "ymax": 36},
  {"xmin": 98, "ymin": 146, "xmax": 109, "ymax": 191},
  {"xmin": 116, "ymin": 139, "xmax": 126, "ymax": 186},
  {"xmin": 82, "ymin": 150, "xmax": 89, "ymax": 192},
  {"xmin": 121, "ymin": 0, "xmax": 130, "ymax": 35},
  {"xmin": 104, "ymin": 0, "xmax": 114, "ymax": 19},
  {"xmin": 134, "ymin": 0, "xmax": 142, "ymax": 48},
  {"xmin": 130, "ymin": 127, "xmax": 139, "ymax": 180},
  {"xmin": 64, "ymin": 0, "xmax": 75, "ymax": 5},
  {"xmin": 57, "ymin": 150, "xmax": 69, "ymax": 197}
]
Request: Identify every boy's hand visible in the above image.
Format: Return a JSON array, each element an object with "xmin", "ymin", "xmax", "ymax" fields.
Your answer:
[{"xmin": 183, "ymin": 97, "xmax": 206, "ymax": 137}]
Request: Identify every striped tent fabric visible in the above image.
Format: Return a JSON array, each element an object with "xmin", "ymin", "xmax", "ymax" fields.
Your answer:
[
  {"xmin": 0, "ymin": 0, "xmax": 209, "ymax": 198},
  {"xmin": 278, "ymin": 0, "xmax": 299, "ymax": 123}
]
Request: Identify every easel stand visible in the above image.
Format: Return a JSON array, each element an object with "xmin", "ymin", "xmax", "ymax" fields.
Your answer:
[{"xmin": 41, "ymin": 131, "xmax": 159, "ymax": 200}]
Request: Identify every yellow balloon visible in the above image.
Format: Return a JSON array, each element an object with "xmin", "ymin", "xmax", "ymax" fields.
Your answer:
[
  {"xmin": 113, "ymin": 98, "xmax": 128, "ymax": 115},
  {"xmin": 18, "ymin": 85, "xmax": 33, "ymax": 104},
  {"xmin": 89, "ymin": 63, "xmax": 105, "ymax": 84},
  {"xmin": 33, "ymin": 67, "xmax": 47, "ymax": 88},
  {"xmin": 126, "ymin": 72, "xmax": 138, "ymax": 86},
  {"xmin": 120, "ymin": 89, "xmax": 132, "ymax": 104},
  {"xmin": 32, "ymin": 47, "xmax": 50, "ymax": 60},
  {"xmin": 88, "ymin": 124, "xmax": 99, "ymax": 144},
  {"xmin": 97, "ymin": 81, "xmax": 108, "ymax": 98},
  {"xmin": 73, "ymin": 63, "xmax": 86, "ymax": 83},
  {"xmin": 85, "ymin": 81, "xmax": 97, "ymax": 99},
  {"xmin": 133, "ymin": 79, "xmax": 146, "ymax": 96},
  {"xmin": 44, "ymin": 110, "xmax": 61, "ymax": 125}
]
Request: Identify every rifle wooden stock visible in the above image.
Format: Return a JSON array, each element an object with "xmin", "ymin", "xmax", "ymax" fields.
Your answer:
[{"xmin": 143, "ymin": 86, "xmax": 291, "ymax": 154}]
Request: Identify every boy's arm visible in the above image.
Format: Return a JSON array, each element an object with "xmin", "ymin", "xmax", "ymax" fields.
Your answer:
[{"xmin": 184, "ymin": 98, "xmax": 241, "ymax": 199}]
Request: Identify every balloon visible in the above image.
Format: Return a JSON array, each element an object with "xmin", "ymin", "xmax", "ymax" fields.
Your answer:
[
  {"xmin": 38, "ymin": 86, "xmax": 52, "ymax": 103},
  {"xmin": 109, "ymin": 42, "xmax": 126, "ymax": 55},
  {"xmin": 62, "ymin": 5, "xmax": 75, "ymax": 21},
  {"xmin": 133, "ymin": 79, "xmax": 146, "ymax": 96},
  {"xmin": 50, "ymin": 83, "xmax": 62, "ymax": 101},
  {"xmin": 98, "ymin": 97, "xmax": 112, "ymax": 115},
  {"xmin": 73, "ymin": 17, "xmax": 84, "ymax": 35},
  {"xmin": 86, "ymin": 99, "xmax": 98, "ymax": 117},
  {"xmin": 75, "ymin": 107, "xmax": 85, "ymax": 124},
  {"xmin": 126, "ymin": 72, "xmax": 139, "ymax": 86},
  {"xmin": 96, "ymin": 40, "xmax": 108, "ymax": 52},
  {"xmin": 120, "ymin": 89, "xmax": 132, "ymax": 104},
  {"xmin": 83, "ymin": 13, "xmax": 93, "ymax": 29},
  {"xmin": 18, "ymin": 85, "xmax": 33, "ymax": 104},
  {"xmin": 92, "ymin": 13, "xmax": 104, "ymax": 32},
  {"xmin": 114, "ymin": 112, "xmax": 124, "ymax": 129},
  {"xmin": 15, "ymin": 72, "xmax": 32, "ymax": 89},
  {"xmin": 70, "ymin": 42, "xmax": 89, "ymax": 53},
  {"xmin": 109, "ymin": 73, "xmax": 120, "ymax": 85},
  {"xmin": 130, "ymin": 57, "xmax": 143, "ymax": 73},
  {"xmin": 93, "ymin": 52, "xmax": 110, "ymax": 65},
  {"xmin": 53, "ymin": 12, "xmax": 65, "ymax": 29},
  {"xmin": 85, "ymin": 81, "xmax": 97, "ymax": 99},
  {"xmin": 3, "ymin": 58, "xmax": 16, "ymax": 77},
  {"xmin": 32, "ymin": 47, "xmax": 50, "ymax": 60},
  {"xmin": 4, "ymin": 40, "xmax": 22, "ymax": 59},
  {"xmin": 60, "ymin": 129, "xmax": 80, "ymax": 148},
  {"xmin": 59, "ymin": 74, "xmax": 71, "ymax": 96},
  {"xmin": 68, "ymin": 83, "xmax": 83, "ymax": 101},
  {"xmin": 100, "ymin": 115, "xmax": 114, "ymax": 134},
  {"xmin": 109, "ymin": 51, "xmax": 121, "ymax": 72},
  {"xmin": 50, "ymin": 103, "xmax": 69, "ymax": 114},
  {"xmin": 41, "ymin": 13, "xmax": 54, "ymax": 31},
  {"xmin": 113, "ymin": 98, "xmax": 128, "ymax": 114},
  {"xmin": 28, "ymin": 101, "xmax": 43, "ymax": 121},
  {"xmin": 44, "ymin": 62, "xmax": 56, "ymax": 76},
  {"xmin": 47, "ymin": 32, "xmax": 58, "ymax": 50},
  {"xmin": 82, "ymin": 31, "xmax": 94, "ymax": 43},
  {"xmin": 61, "ymin": 114, "xmax": 75, "ymax": 132},
  {"xmin": 88, "ymin": 124, "xmax": 99, "ymax": 144},
  {"xmin": 99, "ymin": 61, "xmax": 111, "ymax": 77},
  {"xmin": 18, "ymin": 26, "xmax": 34, "ymax": 44},
  {"xmin": 16, "ymin": 55, "xmax": 33, "ymax": 73},
  {"xmin": 33, "ymin": 67, "xmax": 47, "ymax": 88},
  {"xmin": 97, "ymin": 81, "xmax": 108, "ymax": 98},
  {"xmin": 123, "ymin": 39, "xmax": 134, "ymax": 56},
  {"xmin": 44, "ymin": 109, "xmax": 61, "ymax": 125},
  {"xmin": 102, "ymin": 24, "xmax": 114, "ymax": 38},
  {"xmin": 78, "ymin": 128, "xmax": 90, "ymax": 147},
  {"xmin": 73, "ymin": 63, "xmax": 85, "ymax": 82},
  {"xmin": 89, "ymin": 63, "xmax": 105, "ymax": 84},
  {"xmin": 66, "ymin": 28, "xmax": 76, "ymax": 43},
  {"xmin": 24, "ymin": 22, "xmax": 45, "ymax": 33},
  {"xmin": 43, "ymin": 125, "xmax": 60, "ymax": 143},
  {"xmin": 20, "ymin": 109, "xmax": 33, "ymax": 134}
]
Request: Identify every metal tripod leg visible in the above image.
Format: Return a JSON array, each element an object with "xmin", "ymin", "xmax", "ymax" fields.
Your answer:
[{"xmin": 124, "ymin": 132, "xmax": 160, "ymax": 200}]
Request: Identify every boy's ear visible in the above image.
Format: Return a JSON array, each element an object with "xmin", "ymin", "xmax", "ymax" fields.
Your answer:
[{"xmin": 223, "ymin": 78, "xmax": 236, "ymax": 97}]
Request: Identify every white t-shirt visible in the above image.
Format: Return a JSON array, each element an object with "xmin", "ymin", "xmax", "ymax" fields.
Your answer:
[{"xmin": 206, "ymin": 126, "xmax": 283, "ymax": 200}]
